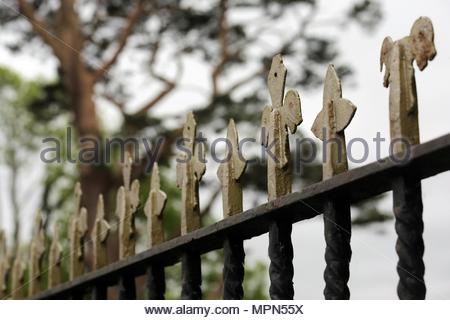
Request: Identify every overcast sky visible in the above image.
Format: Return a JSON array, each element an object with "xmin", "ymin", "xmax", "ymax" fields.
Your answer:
[{"xmin": 0, "ymin": 0, "xmax": 449, "ymax": 299}]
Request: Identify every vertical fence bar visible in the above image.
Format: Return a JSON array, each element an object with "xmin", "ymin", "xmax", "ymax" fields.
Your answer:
[
  {"xmin": 118, "ymin": 275, "xmax": 136, "ymax": 300},
  {"xmin": 261, "ymin": 55, "xmax": 303, "ymax": 300},
  {"xmin": 268, "ymin": 220, "xmax": 294, "ymax": 299},
  {"xmin": 145, "ymin": 164, "xmax": 167, "ymax": 300},
  {"xmin": 311, "ymin": 65, "xmax": 357, "ymax": 299},
  {"xmin": 323, "ymin": 200, "xmax": 351, "ymax": 299},
  {"xmin": 379, "ymin": 17, "xmax": 436, "ymax": 299},
  {"xmin": 181, "ymin": 252, "xmax": 202, "ymax": 300},
  {"xmin": 177, "ymin": 113, "xmax": 206, "ymax": 300},
  {"xmin": 0, "ymin": 231, "xmax": 10, "ymax": 300},
  {"xmin": 91, "ymin": 284, "xmax": 107, "ymax": 300},
  {"xmin": 393, "ymin": 175, "xmax": 425, "ymax": 299},
  {"xmin": 218, "ymin": 119, "xmax": 247, "ymax": 300},
  {"xmin": 146, "ymin": 265, "xmax": 165, "ymax": 299},
  {"xmin": 223, "ymin": 237, "xmax": 245, "ymax": 299}
]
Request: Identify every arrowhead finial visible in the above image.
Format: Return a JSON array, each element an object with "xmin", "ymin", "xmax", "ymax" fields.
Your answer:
[
  {"xmin": 145, "ymin": 163, "xmax": 167, "ymax": 248},
  {"xmin": 311, "ymin": 64, "xmax": 356, "ymax": 180},
  {"xmin": 217, "ymin": 119, "xmax": 247, "ymax": 217},
  {"xmin": 177, "ymin": 112, "xmax": 206, "ymax": 235},
  {"xmin": 261, "ymin": 54, "xmax": 302, "ymax": 201}
]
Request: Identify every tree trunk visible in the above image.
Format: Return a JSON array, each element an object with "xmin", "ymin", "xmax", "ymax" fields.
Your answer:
[{"xmin": 62, "ymin": 61, "xmax": 118, "ymax": 266}]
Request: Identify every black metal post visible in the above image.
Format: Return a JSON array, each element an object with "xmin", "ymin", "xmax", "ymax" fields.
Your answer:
[
  {"xmin": 118, "ymin": 275, "xmax": 136, "ymax": 299},
  {"xmin": 146, "ymin": 264, "xmax": 166, "ymax": 300},
  {"xmin": 91, "ymin": 284, "xmax": 107, "ymax": 299},
  {"xmin": 223, "ymin": 237, "xmax": 245, "ymax": 299},
  {"xmin": 268, "ymin": 220, "xmax": 294, "ymax": 299},
  {"xmin": 323, "ymin": 199, "xmax": 352, "ymax": 299},
  {"xmin": 393, "ymin": 175, "xmax": 426, "ymax": 299},
  {"xmin": 181, "ymin": 252, "xmax": 202, "ymax": 299}
]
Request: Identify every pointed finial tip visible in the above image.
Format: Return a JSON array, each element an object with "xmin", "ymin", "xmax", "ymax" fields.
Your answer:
[
  {"xmin": 325, "ymin": 64, "xmax": 340, "ymax": 86},
  {"xmin": 228, "ymin": 118, "xmax": 236, "ymax": 130}
]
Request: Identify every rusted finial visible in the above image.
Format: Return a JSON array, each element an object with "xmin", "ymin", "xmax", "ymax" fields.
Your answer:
[
  {"xmin": 69, "ymin": 182, "xmax": 88, "ymax": 280},
  {"xmin": 29, "ymin": 210, "xmax": 45, "ymax": 296},
  {"xmin": 380, "ymin": 17, "xmax": 436, "ymax": 154},
  {"xmin": 11, "ymin": 248, "xmax": 25, "ymax": 299},
  {"xmin": 261, "ymin": 54, "xmax": 302, "ymax": 200},
  {"xmin": 311, "ymin": 65, "xmax": 357, "ymax": 180},
  {"xmin": 48, "ymin": 222, "xmax": 62, "ymax": 289},
  {"xmin": 176, "ymin": 112, "xmax": 206, "ymax": 235},
  {"xmin": 0, "ymin": 231, "xmax": 10, "ymax": 299},
  {"xmin": 92, "ymin": 194, "xmax": 110, "ymax": 270},
  {"xmin": 217, "ymin": 119, "xmax": 247, "ymax": 217},
  {"xmin": 117, "ymin": 151, "xmax": 140, "ymax": 259},
  {"xmin": 144, "ymin": 163, "xmax": 167, "ymax": 248}
]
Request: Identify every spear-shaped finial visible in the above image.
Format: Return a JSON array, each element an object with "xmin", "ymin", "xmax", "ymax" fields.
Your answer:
[
  {"xmin": 311, "ymin": 64, "xmax": 356, "ymax": 299},
  {"xmin": 0, "ymin": 231, "xmax": 10, "ymax": 299},
  {"xmin": 92, "ymin": 194, "xmax": 110, "ymax": 269},
  {"xmin": 29, "ymin": 210, "xmax": 45, "ymax": 296},
  {"xmin": 11, "ymin": 248, "xmax": 25, "ymax": 299},
  {"xmin": 261, "ymin": 54, "xmax": 302, "ymax": 300},
  {"xmin": 380, "ymin": 17, "xmax": 436, "ymax": 154},
  {"xmin": 48, "ymin": 222, "xmax": 62, "ymax": 289},
  {"xmin": 117, "ymin": 151, "xmax": 140, "ymax": 259},
  {"xmin": 69, "ymin": 182, "xmax": 88, "ymax": 280},
  {"xmin": 145, "ymin": 163, "xmax": 167, "ymax": 248},
  {"xmin": 311, "ymin": 64, "xmax": 357, "ymax": 179},
  {"xmin": 176, "ymin": 112, "xmax": 206, "ymax": 235},
  {"xmin": 217, "ymin": 119, "xmax": 247, "ymax": 217},
  {"xmin": 261, "ymin": 54, "xmax": 302, "ymax": 201}
]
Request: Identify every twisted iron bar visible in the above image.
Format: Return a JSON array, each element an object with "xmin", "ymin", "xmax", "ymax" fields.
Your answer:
[
  {"xmin": 181, "ymin": 253, "xmax": 202, "ymax": 299},
  {"xmin": 146, "ymin": 264, "xmax": 166, "ymax": 299},
  {"xmin": 91, "ymin": 284, "xmax": 107, "ymax": 299},
  {"xmin": 393, "ymin": 176, "xmax": 426, "ymax": 299},
  {"xmin": 223, "ymin": 237, "xmax": 245, "ymax": 299},
  {"xmin": 268, "ymin": 220, "xmax": 294, "ymax": 299},
  {"xmin": 118, "ymin": 275, "xmax": 136, "ymax": 299},
  {"xmin": 323, "ymin": 200, "xmax": 352, "ymax": 300}
]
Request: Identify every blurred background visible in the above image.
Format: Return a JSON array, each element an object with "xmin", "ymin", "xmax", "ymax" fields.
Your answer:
[{"xmin": 0, "ymin": 0, "xmax": 449, "ymax": 299}]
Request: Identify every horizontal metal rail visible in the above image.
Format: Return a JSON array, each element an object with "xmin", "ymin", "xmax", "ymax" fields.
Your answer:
[{"xmin": 32, "ymin": 133, "xmax": 450, "ymax": 299}]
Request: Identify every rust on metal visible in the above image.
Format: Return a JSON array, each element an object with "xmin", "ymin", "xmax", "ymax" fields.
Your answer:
[
  {"xmin": 261, "ymin": 54, "xmax": 302, "ymax": 201},
  {"xmin": 176, "ymin": 112, "xmax": 206, "ymax": 235}
]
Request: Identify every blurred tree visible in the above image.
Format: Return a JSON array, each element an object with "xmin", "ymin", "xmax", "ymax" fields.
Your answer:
[
  {"xmin": 0, "ymin": 0, "xmax": 387, "ymax": 298},
  {"xmin": 0, "ymin": 67, "xmax": 44, "ymax": 253},
  {"xmin": 0, "ymin": 0, "xmax": 383, "ymax": 230}
]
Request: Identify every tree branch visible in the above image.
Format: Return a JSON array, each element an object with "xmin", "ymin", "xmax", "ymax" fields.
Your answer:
[
  {"xmin": 134, "ymin": 50, "xmax": 183, "ymax": 116},
  {"xmin": 17, "ymin": 0, "xmax": 65, "ymax": 59},
  {"xmin": 93, "ymin": 1, "xmax": 145, "ymax": 82},
  {"xmin": 211, "ymin": 0, "xmax": 230, "ymax": 96}
]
